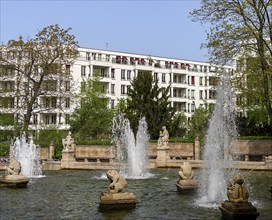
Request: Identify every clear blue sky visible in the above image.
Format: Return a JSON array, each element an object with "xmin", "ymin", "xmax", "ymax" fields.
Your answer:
[{"xmin": 0, "ymin": 0, "xmax": 209, "ymax": 62}]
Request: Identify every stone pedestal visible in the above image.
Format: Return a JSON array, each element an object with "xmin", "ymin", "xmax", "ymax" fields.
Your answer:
[
  {"xmin": 0, "ymin": 175, "xmax": 29, "ymax": 188},
  {"xmin": 194, "ymin": 138, "xmax": 200, "ymax": 160},
  {"xmin": 219, "ymin": 201, "xmax": 259, "ymax": 220},
  {"xmin": 61, "ymin": 150, "xmax": 75, "ymax": 169},
  {"xmin": 176, "ymin": 179, "xmax": 198, "ymax": 193},
  {"xmin": 99, "ymin": 192, "xmax": 138, "ymax": 210},
  {"xmin": 156, "ymin": 147, "xmax": 170, "ymax": 167}
]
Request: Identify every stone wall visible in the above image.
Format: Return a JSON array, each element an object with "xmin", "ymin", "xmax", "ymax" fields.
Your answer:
[{"xmin": 230, "ymin": 140, "xmax": 272, "ymax": 161}]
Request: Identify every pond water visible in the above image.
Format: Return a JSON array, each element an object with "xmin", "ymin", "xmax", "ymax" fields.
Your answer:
[{"xmin": 0, "ymin": 169, "xmax": 271, "ymax": 220}]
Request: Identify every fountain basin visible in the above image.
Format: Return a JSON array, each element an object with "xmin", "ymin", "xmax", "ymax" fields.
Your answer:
[
  {"xmin": 219, "ymin": 201, "xmax": 259, "ymax": 220},
  {"xmin": 0, "ymin": 174, "xmax": 29, "ymax": 188},
  {"xmin": 99, "ymin": 192, "xmax": 138, "ymax": 210},
  {"xmin": 175, "ymin": 180, "xmax": 198, "ymax": 193}
]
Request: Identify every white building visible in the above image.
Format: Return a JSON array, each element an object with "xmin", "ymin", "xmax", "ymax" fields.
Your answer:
[
  {"xmin": 73, "ymin": 47, "xmax": 234, "ymax": 116},
  {"xmin": 0, "ymin": 47, "xmax": 234, "ymax": 131}
]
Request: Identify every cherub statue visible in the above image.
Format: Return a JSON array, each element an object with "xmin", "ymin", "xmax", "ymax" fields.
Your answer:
[
  {"xmin": 7, "ymin": 158, "xmax": 21, "ymax": 175},
  {"xmin": 178, "ymin": 161, "xmax": 194, "ymax": 180},
  {"xmin": 106, "ymin": 170, "xmax": 127, "ymax": 193},
  {"xmin": 62, "ymin": 131, "xmax": 75, "ymax": 151},
  {"xmin": 158, "ymin": 126, "xmax": 169, "ymax": 148},
  {"xmin": 227, "ymin": 175, "xmax": 249, "ymax": 203}
]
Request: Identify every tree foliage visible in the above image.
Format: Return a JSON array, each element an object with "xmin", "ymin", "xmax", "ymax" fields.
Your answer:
[
  {"xmin": 188, "ymin": 107, "xmax": 210, "ymax": 143},
  {"xmin": 125, "ymin": 71, "xmax": 175, "ymax": 139},
  {"xmin": 170, "ymin": 112, "xmax": 187, "ymax": 138},
  {"xmin": 0, "ymin": 24, "xmax": 79, "ymax": 134},
  {"xmin": 69, "ymin": 75, "xmax": 114, "ymax": 140},
  {"xmin": 191, "ymin": 0, "xmax": 272, "ymax": 132}
]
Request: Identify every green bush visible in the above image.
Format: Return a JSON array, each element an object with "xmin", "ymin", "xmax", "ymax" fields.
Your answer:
[{"xmin": 0, "ymin": 142, "xmax": 10, "ymax": 157}]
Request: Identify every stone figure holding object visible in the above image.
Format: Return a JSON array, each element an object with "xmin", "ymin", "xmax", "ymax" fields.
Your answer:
[
  {"xmin": 62, "ymin": 131, "xmax": 75, "ymax": 151},
  {"xmin": 158, "ymin": 126, "xmax": 169, "ymax": 148}
]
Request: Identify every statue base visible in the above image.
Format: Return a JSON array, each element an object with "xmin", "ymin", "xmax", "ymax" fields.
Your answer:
[
  {"xmin": 99, "ymin": 192, "xmax": 138, "ymax": 210},
  {"xmin": 61, "ymin": 150, "xmax": 75, "ymax": 169},
  {"xmin": 156, "ymin": 146, "xmax": 170, "ymax": 167},
  {"xmin": 176, "ymin": 180, "xmax": 198, "ymax": 193},
  {"xmin": 219, "ymin": 201, "xmax": 259, "ymax": 220},
  {"xmin": 0, "ymin": 175, "xmax": 29, "ymax": 188}
]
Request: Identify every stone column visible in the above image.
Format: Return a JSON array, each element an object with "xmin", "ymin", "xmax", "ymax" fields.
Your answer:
[
  {"xmin": 49, "ymin": 142, "xmax": 55, "ymax": 160},
  {"xmin": 194, "ymin": 136, "xmax": 200, "ymax": 160}
]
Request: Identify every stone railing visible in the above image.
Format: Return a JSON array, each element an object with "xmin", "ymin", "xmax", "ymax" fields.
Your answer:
[
  {"xmin": 75, "ymin": 145, "xmax": 116, "ymax": 163},
  {"xmin": 230, "ymin": 140, "xmax": 272, "ymax": 161}
]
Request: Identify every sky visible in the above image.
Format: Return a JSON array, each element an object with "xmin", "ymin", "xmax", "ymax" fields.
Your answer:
[{"xmin": 0, "ymin": 0, "xmax": 209, "ymax": 62}]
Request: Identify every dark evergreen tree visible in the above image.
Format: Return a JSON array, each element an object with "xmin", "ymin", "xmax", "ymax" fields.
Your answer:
[{"xmin": 125, "ymin": 72, "xmax": 175, "ymax": 139}]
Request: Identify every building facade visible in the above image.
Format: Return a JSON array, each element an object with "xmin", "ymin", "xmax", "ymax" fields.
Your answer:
[{"xmin": 0, "ymin": 47, "xmax": 234, "ymax": 131}]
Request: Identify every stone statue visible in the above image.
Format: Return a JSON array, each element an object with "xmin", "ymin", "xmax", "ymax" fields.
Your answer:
[
  {"xmin": 7, "ymin": 158, "xmax": 21, "ymax": 175},
  {"xmin": 0, "ymin": 157, "xmax": 29, "ymax": 188},
  {"xmin": 62, "ymin": 131, "xmax": 75, "ymax": 151},
  {"xmin": 99, "ymin": 170, "xmax": 138, "ymax": 209},
  {"xmin": 158, "ymin": 126, "xmax": 169, "ymax": 148},
  {"xmin": 178, "ymin": 161, "xmax": 194, "ymax": 180},
  {"xmin": 219, "ymin": 174, "xmax": 259, "ymax": 220},
  {"xmin": 227, "ymin": 175, "xmax": 249, "ymax": 203},
  {"xmin": 106, "ymin": 170, "xmax": 127, "ymax": 193},
  {"xmin": 176, "ymin": 161, "xmax": 198, "ymax": 192}
]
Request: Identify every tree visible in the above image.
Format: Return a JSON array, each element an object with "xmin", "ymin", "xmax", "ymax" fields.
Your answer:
[
  {"xmin": 125, "ymin": 71, "xmax": 175, "ymax": 139},
  {"xmin": 69, "ymin": 74, "xmax": 114, "ymax": 140},
  {"xmin": 0, "ymin": 24, "xmax": 79, "ymax": 134},
  {"xmin": 191, "ymin": 0, "xmax": 272, "ymax": 132},
  {"xmin": 188, "ymin": 107, "xmax": 210, "ymax": 143},
  {"xmin": 170, "ymin": 112, "xmax": 187, "ymax": 138}
]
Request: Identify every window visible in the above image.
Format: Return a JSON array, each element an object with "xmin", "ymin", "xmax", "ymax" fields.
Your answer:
[
  {"xmin": 106, "ymin": 55, "xmax": 110, "ymax": 61},
  {"xmin": 86, "ymin": 52, "xmax": 90, "ymax": 60},
  {"xmin": 200, "ymin": 90, "xmax": 203, "ymax": 99},
  {"xmin": 191, "ymin": 76, "xmax": 195, "ymax": 85},
  {"xmin": 191, "ymin": 90, "xmax": 195, "ymax": 99},
  {"xmin": 111, "ymin": 68, "xmax": 115, "ymax": 79},
  {"xmin": 110, "ymin": 99, "xmax": 115, "ymax": 109},
  {"xmin": 65, "ymin": 98, "xmax": 70, "ymax": 108},
  {"xmin": 45, "ymin": 114, "xmax": 57, "ymax": 125},
  {"xmin": 81, "ymin": 66, "xmax": 86, "ymax": 76},
  {"xmin": 162, "ymin": 73, "xmax": 166, "ymax": 83},
  {"xmin": 121, "ymin": 70, "xmax": 126, "ymax": 80},
  {"xmin": 65, "ymin": 81, "xmax": 70, "ymax": 91},
  {"xmin": 101, "ymin": 68, "xmax": 106, "ymax": 77},
  {"xmin": 65, "ymin": 65, "xmax": 70, "ymax": 75},
  {"xmin": 51, "ymin": 97, "xmax": 57, "ymax": 108},
  {"xmin": 111, "ymin": 84, "xmax": 115, "ymax": 94},
  {"xmin": 191, "ymin": 103, "xmax": 195, "ymax": 112},
  {"xmin": 127, "ymin": 70, "xmax": 131, "ymax": 80},
  {"xmin": 98, "ymin": 54, "xmax": 102, "ymax": 61},
  {"xmin": 121, "ymin": 85, "xmax": 126, "ymax": 94},
  {"xmin": 154, "ymin": 72, "xmax": 158, "ymax": 81},
  {"xmin": 199, "ymin": 77, "xmax": 203, "ymax": 86}
]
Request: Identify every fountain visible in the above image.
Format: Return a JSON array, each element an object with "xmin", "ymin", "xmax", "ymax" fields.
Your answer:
[
  {"xmin": 111, "ymin": 113, "xmax": 149, "ymax": 178},
  {"xmin": 11, "ymin": 133, "xmax": 42, "ymax": 177},
  {"xmin": 198, "ymin": 71, "xmax": 239, "ymax": 205}
]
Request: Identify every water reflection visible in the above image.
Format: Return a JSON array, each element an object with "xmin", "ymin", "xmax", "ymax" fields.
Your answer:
[{"xmin": 0, "ymin": 169, "xmax": 271, "ymax": 220}]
